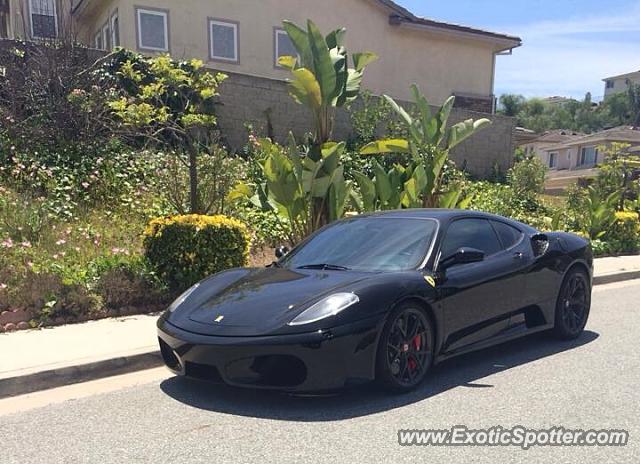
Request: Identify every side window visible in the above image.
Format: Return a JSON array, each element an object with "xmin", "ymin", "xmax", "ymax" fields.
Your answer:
[
  {"xmin": 440, "ymin": 219, "xmax": 502, "ymax": 259},
  {"xmin": 491, "ymin": 221, "xmax": 523, "ymax": 250}
]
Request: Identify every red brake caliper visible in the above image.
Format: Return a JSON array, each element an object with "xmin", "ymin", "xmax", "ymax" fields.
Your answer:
[{"xmin": 408, "ymin": 335, "xmax": 421, "ymax": 371}]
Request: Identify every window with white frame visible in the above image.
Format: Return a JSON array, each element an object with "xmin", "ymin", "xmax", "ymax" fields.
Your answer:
[
  {"xmin": 101, "ymin": 22, "xmax": 110, "ymax": 50},
  {"xmin": 209, "ymin": 19, "xmax": 238, "ymax": 62},
  {"xmin": 274, "ymin": 28, "xmax": 298, "ymax": 67},
  {"xmin": 548, "ymin": 152, "xmax": 558, "ymax": 168},
  {"xmin": 111, "ymin": 11, "xmax": 120, "ymax": 47},
  {"xmin": 29, "ymin": 0, "xmax": 57, "ymax": 39},
  {"xmin": 136, "ymin": 8, "xmax": 169, "ymax": 51}
]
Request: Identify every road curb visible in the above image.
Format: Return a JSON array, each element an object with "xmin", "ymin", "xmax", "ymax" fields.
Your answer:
[
  {"xmin": 1, "ymin": 270, "xmax": 639, "ymax": 400},
  {"xmin": 0, "ymin": 350, "xmax": 162, "ymax": 400},
  {"xmin": 593, "ymin": 270, "xmax": 640, "ymax": 287}
]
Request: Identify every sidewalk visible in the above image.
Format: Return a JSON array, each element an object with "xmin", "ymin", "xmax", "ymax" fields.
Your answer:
[
  {"xmin": 1, "ymin": 256, "xmax": 640, "ymax": 398},
  {"xmin": 0, "ymin": 315, "xmax": 161, "ymax": 398}
]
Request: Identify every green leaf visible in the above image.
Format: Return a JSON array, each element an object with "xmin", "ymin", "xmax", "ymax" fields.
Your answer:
[
  {"xmin": 288, "ymin": 68, "xmax": 322, "ymax": 110},
  {"xmin": 307, "ymin": 20, "xmax": 337, "ymax": 103},
  {"xmin": 383, "ymin": 94, "xmax": 413, "ymax": 127},
  {"xmin": 373, "ymin": 161, "xmax": 392, "ymax": 205},
  {"xmin": 278, "ymin": 55, "xmax": 298, "ymax": 70},
  {"xmin": 446, "ymin": 118, "xmax": 491, "ymax": 150},
  {"xmin": 439, "ymin": 190, "xmax": 461, "ymax": 209},
  {"xmin": 353, "ymin": 171, "xmax": 376, "ymax": 212},
  {"xmin": 360, "ymin": 139, "xmax": 410, "ymax": 155},
  {"xmin": 282, "ymin": 21, "xmax": 313, "ymax": 70},
  {"xmin": 326, "ymin": 28, "xmax": 347, "ymax": 49},
  {"xmin": 352, "ymin": 52, "xmax": 379, "ymax": 72}
]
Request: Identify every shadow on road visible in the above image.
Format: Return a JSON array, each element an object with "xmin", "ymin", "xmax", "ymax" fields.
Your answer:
[{"xmin": 160, "ymin": 330, "xmax": 599, "ymax": 422}]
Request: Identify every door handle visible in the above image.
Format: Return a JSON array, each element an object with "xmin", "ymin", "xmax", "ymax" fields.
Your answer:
[{"xmin": 513, "ymin": 252, "xmax": 524, "ymax": 260}]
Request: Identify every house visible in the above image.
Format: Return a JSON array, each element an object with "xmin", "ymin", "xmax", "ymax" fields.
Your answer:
[
  {"xmin": 603, "ymin": 70, "xmax": 640, "ymax": 97},
  {"xmin": 519, "ymin": 130, "xmax": 583, "ymax": 169},
  {"xmin": 3, "ymin": 0, "xmax": 521, "ymax": 113},
  {"xmin": 534, "ymin": 127, "xmax": 640, "ymax": 170},
  {"xmin": 1, "ymin": 0, "xmax": 523, "ymax": 177}
]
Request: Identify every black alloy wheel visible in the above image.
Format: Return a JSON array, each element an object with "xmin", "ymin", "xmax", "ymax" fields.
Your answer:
[
  {"xmin": 376, "ymin": 304, "xmax": 434, "ymax": 392},
  {"xmin": 553, "ymin": 269, "xmax": 591, "ymax": 340}
]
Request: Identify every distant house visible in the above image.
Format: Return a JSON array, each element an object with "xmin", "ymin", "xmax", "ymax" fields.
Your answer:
[
  {"xmin": 531, "ymin": 127, "xmax": 640, "ymax": 170},
  {"xmin": 603, "ymin": 70, "xmax": 640, "ymax": 97},
  {"xmin": 519, "ymin": 130, "xmax": 584, "ymax": 169}
]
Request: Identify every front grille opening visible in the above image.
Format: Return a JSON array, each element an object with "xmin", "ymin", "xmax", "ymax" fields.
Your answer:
[
  {"xmin": 185, "ymin": 362, "xmax": 223, "ymax": 383},
  {"xmin": 159, "ymin": 338, "xmax": 181, "ymax": 371},
  {"xmin": 249, "ymin": 355, "xmax": 307, "ymax": 387}
]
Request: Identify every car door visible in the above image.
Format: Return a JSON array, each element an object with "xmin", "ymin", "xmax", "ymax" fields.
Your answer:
[{"xmin": 436, "ymin": 218, "xmax": 528, "ymax": 354}]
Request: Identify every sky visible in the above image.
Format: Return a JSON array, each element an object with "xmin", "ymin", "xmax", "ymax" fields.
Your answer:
[{"xmin": 396, "ymin": 0, "xmax": 640, "ymax": 100}]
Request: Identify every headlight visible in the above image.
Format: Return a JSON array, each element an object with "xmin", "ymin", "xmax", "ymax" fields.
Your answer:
[
  {"xmin": 168, "ymin": 283, "xmax": 200, "ymax": 313},
  {"xmin": 288, "ymin": 293, "xmax": 359, "ymax": 326}
]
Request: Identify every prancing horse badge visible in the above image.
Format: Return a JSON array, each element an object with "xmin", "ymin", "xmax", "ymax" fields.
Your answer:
[{"xmin": 214, "ymin": 315, "xmax": 225, "ymax": 323}]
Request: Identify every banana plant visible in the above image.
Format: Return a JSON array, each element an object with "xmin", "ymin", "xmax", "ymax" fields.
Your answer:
[
  {"xmin": 353, "ymin": 160, "xmax": 472, "ymax": 213},
  {"xmin": 231, "ymin": 137, "xmax": 352, "ymax": 244},
  {"xmin": 583, "ymin": 186, "xmax": 620, "ymax": 240},
  {"xmin": 278, "ymin": 20, "xmax": 378, "ymax": 156},
  {"xmin": 360, "ymin": 84, "xmax": 491, "ymax": 208}
]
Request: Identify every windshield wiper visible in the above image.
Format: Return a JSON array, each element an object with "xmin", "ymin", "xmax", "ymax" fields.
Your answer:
[{"xmin": 296, "ymin": 263, "xmax": 351, "ymax": 271}]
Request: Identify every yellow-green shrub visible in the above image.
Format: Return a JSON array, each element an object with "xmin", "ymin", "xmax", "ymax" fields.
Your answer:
[
  {"xmin": 143, "ymin": 215, "xmax": 250, "ymax": 291},
  {"xmin": 605, "ymin": 211, "xmax": 639, "ymax": 253}
]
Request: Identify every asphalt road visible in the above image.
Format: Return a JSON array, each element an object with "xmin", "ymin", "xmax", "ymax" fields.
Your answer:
[{"xmin": 1, "ymin": 280, "xmax": 639, "ymax": 464}]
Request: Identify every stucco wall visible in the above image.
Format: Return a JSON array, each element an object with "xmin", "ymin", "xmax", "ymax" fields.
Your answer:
[
  {"xmin": 216, "ymin": 72, "xmax": 516, "ymax": 177},
  {"xmin": 77, "ymin": 0, "xmax": 502, "ymax": 106}
]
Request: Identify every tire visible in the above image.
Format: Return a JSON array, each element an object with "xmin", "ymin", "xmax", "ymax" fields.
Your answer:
[
  {"xmin": 376, "ymin": 302, "xmax": 434, "ymax": 393},
  {"xmin": 552, "ymin": 268, "xmax": 591, "ymax": 340}
]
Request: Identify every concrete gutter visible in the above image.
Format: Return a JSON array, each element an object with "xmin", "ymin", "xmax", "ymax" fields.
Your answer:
[{"xmin": 1, "ymin": 265, "xmax": 639, "ymax": 399}]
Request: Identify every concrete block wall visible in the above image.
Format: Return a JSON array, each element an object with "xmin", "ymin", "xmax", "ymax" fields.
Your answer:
[{"xmin": 217, "ymin": 71, "xmax": 516, "ymax": 178}]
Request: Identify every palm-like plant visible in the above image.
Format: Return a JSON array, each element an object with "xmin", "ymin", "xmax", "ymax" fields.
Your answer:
[
  {"xmin": 279, "ymin": 20, "xmax": 378, "ymax": 154},
  {"xmin": 360, "ymin": 85, "xmax": 491, "ymax": 208}
]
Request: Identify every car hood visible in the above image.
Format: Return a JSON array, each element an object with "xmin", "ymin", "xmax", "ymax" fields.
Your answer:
[{"xmin": 167, "ymin": 267, "xmax": 372, "ymax": 336}]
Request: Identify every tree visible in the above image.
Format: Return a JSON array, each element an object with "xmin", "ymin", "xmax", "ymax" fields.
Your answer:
[
  {"xmin": 101, "ymin": 50, "xmax": 227, "ymax": 213},
  {"xmin": 498, "ymin": 94, "xmax": 525, "ymax": 117},
  {"xmin": 629, "ymin": 84, "xmax": 640, "ymax": 127}
]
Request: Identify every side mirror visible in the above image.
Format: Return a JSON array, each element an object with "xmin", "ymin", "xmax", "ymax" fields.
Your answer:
[
  {"xmin": 439, "ymin": 247, "xmax": 485, "ymax": 271},
  {"xmin": 531, "ymin": 233, "xmax": 549, "ymax": 257},
  {"xmin": 275, "ymin": 246, "xmax": 290, "ymax": 259}
]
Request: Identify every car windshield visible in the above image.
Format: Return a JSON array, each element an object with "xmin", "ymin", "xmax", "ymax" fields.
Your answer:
[{"xmin": 281, "ymin": 217, "xmax": 438, "ymax": 272}]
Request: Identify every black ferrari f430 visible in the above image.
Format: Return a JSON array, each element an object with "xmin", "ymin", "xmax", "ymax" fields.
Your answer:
[{"xmin": 157, "ymin": 210, "xmax": 593, "ymax": 393}]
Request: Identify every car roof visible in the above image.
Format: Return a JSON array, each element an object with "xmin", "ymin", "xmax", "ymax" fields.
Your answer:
[{"xmin": 356, "ymin": 209, "xmax": 538, "ymax": 232}]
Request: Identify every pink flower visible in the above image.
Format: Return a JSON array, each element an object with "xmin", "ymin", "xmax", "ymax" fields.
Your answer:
[
  {"xmin": 56, "ymin": 239, "xmax": 66, "ymax": 246},
  {"xmin": 1, "ymin": 238, "xmax": 14, "ymax": 248},
  {"xmin": 0, "ymin": 283, "xmax": 7, "ymax": 290},
  {"xmin": 20, "ymin": 241, "xmax": 32, "ymax": 248},
  {"xmin": 81, "ymin": 182, "xmax": 90, "ymax": 189}
]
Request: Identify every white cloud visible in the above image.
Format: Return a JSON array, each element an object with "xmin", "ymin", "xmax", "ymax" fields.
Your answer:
[{"xmin": 495, "ymin": 3, "xmax": 640, "ymax": 98}]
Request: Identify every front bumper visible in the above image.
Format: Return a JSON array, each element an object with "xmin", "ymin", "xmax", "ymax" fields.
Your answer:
[{"xmin": 157, "ymin": 313, "xmax": 383, "ymax": 392}]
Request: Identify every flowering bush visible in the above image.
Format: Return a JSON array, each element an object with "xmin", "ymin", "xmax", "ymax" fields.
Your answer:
[{"xmin": 143, "ymin": 215, "xmax": 250, "ymax": 291}]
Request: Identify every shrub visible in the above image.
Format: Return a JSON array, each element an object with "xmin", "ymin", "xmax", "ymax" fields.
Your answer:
[
  {"xmin": 507, "ymin": 156, "xmax": 547, "ymax": 195},
  {"xmin": 604, "ymin": 211, "xmax": 639, "ymax": 253},
  {"xmin": 92, "ymin": 256, "xmax": 165, "ymax": 310},
  {"xmin": 466, "ymin": 181, "xmax": 551, "ymax": 229},
  {"xmin": 143, "ymin": 215, "xmax": 250, "ymax": 291}
]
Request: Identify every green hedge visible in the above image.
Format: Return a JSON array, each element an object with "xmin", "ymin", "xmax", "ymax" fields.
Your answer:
[{"xmin": 143, "ymin": 215, "xmax": 250, "ymax": 291}]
